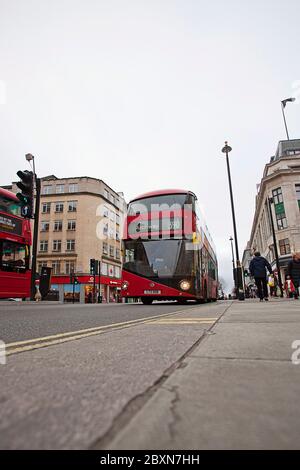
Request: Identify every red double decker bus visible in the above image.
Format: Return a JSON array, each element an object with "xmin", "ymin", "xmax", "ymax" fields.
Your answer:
[
  {"xmin": 0, "ymin": 187, "xmax": 31, "ymax": 299},
  {"xmin": 121, "ymin": 189, "xmax": 218, "ymax": 304}
]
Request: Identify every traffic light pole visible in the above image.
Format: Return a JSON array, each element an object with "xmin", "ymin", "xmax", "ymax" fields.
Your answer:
[
  {"xmin": 268, "ymin": 197, "xmax": 284, "ymax": 297},
  {"xmin": 98, "ymin": 261, "xmax": 101, "ymax": 303},
  {"xmin": 30, "ymin": 178, "xmax": 41, "ymax": 300},
  {"xmin": 93, "ymin": 271, "xmax": 96, "ymax": 304},
  {"xmin": 72, "ymin": 277, "xmax": 75, "ymax": 304}
]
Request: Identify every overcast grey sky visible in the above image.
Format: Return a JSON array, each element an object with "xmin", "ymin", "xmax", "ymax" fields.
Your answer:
[{"xmin": 0, "ymin": 0, "xmax": 299, "ymax": 291}]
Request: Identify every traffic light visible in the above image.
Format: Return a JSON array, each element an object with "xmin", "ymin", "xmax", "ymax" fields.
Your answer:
[
  {"xmin": 90, "ymin": 258, "xmax": 99, "ymax": 275},
  {"xmin": 16, "ymin": 170, "xmax": 34, "ymax": 218},
  {"xmin": 90, "ymin": 258, "xmax": 96, "ymax": 275},
  {"xmin": 70, "ymin": 273, "xmax": 80, "ymax": 285}
]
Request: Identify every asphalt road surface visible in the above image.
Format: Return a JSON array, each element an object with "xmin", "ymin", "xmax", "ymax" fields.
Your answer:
[
  {"xmin": 0, "ymin": 301, "xmax": 210, "ymax": 344},
  {"xmin": 0, "ymin": 300, "xmax": 227, "ymax": 449}
]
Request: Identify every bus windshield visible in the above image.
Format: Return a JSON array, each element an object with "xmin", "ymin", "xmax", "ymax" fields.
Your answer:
[
  {"xmin": 0, "ymin": 195, "xmax": 21, "ymax": 216},
  {"xmin": 128, "ymin": 194, "xmax": 194, "ymax": 216},
  {"xmin": 123, "ymin": 239, "xmax": 193, "ymax": 278}
]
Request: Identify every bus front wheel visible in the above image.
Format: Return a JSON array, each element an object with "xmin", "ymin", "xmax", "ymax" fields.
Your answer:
[{"xmin": 141, "ymin": 298, "xmax": 153, "ymax": 305}]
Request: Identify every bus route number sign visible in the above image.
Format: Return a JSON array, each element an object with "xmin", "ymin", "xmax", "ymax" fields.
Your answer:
[{"xmin": 129, "ymin": 217, "xmax": 182, "ymax": 235}]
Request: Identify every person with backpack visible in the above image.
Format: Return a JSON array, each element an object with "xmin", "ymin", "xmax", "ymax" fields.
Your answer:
[{"xmin": 249, "ymin": 251, "xmax": 273, "ymax": 302}]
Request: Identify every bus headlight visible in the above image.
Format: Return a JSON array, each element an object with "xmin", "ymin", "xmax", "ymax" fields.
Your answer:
[
  {"xmin": 122, "ymin": 281, "xmax": 129, "ymax": 290},
  {"xmin": 180, "ymin": 280, "xmax": 191, "ymax": 291}
]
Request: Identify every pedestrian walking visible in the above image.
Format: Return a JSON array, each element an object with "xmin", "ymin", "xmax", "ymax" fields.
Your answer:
[
  {"xmin": 288, "ymin": 253, "xmax": 300, "ymax": 299},
  {"xmin": 35, "ymin": 287, "xmax": 42, "ymax": 302},
  {"xmin": 248, "ymin": 284, "xmax": 257, "ymax": 298},
  {"xmin": 268, "ymin": 274, "xmax": 276, "ymax": 297},
  {"xmin": 249, "ymin": 251, "xmax": 272, "ymax": 302},
  {"xmin": 284, "ymin": 275, "xmax": 296, "ymax": 299},
  {"xmin": 273, "ymin": 272, "xmax": 279, "ymax": 297}
]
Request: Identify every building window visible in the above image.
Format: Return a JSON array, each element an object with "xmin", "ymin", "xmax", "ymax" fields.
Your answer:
[
  {"xmin": 39, "ymin": 240, "xmax": 48, "ymax": 252},
  {"xmin": 55, "ymin": 202, "xmax": 64, "ymax": 213},
  {"xmin": 53, "ymin": 240, "xmax": 62, "ymax": 252},
  {"xmin": 108, "ymin": 264, "xmax": 114, "ymax": 277},
  {"xmin": 296, "ymin": 184, "xmax": 300, "ymax": 209},
  {"xmin": 65, "ymin": 261, "xmax": 76, "ymax": 274},
  {"xmin": 272, "ymin": 187, "xmax": 287, "ymax": 230},
  {"xmin": 42, "ymin": 202, "xmax": 51, "ymax": 214},
  {"xmin": 110, "ymin": 194, "xmax": 115, "ymax": 205},
  {"xmin": 116, "ymin": 248, "xmax": 120, "ymax": 260},
  {"xmin": 41, "ymin": 221, "xmax": 49, "ymax": 232},
  {"xmin": 51, "ymin": 260, "xmax": 61, "ymax": 275},
  {"xmin": 66, "ymin": 239, "xmax": 75, "ymax": 251},
  {"xmin": 103, "ymin": 206, "xmax": 109, "ymax": 218},
  {"xmin": 116, "ymin": 214, "xmax": 120, "ymax": 225},
  {"xmin": 109, "ymin": 246, "xmax": 114, "ymax": 258},
  {"xmin": 67, "ymin": 220, "xmax": 76, "ymax": 231},
  {"xmin": 103, "ymin": 223, "xmax": 108, "ymax": 237},
  {"xmin": 101, "ymin": 262, "xmax": 108, "ymax": 276},
  {"xmin": 276, "ymin": 212, "xmax": 288, "ymax": 230},
  {"xmin": 279, "ymin": 238, "xmax": 291, "ymax": 255},
  {"xmin": 103, "ymin": 242, "xmax": 108, "ymax": 255},
  {"xmin": 104, "ymin": 189, "xmax": 109, "ymax": 200},
  {"xmin": 115, "ymin": 266, "xmax": 121, "ymax": 278},
  {"xmin": 272, "ymin": 187, "xmax": 283, "ymax": 204},
  {"xmin": 68, "ymin": 201, "xmax": 77, "ymax": 212},
  {"xmin": 56, "ymin": 184, "xmax": 65, "ymax": 194},
  {"xmin": 69, "ymin": 183, "xmax": 78, "ymax": 193},
  {"xmin": 42, "ymin": 185, "xmax": 53, "ymax": 195},
  {"xmin": 110, "ymin": 210, "xmax": 115, "ymax": 221},
  {"xmin": 54, "ymin": 220, "xmax": 63, "ymax": 231},
  {"xmin": 286, "ymin": 150, "xmax": 300, "ymax": 156},
  {"xmin": 116, "ymin": 231, "xmax": 120, "ymax": 241},
  {"xmin": 109, "ymin": 228, "xmax": 114, "ymax": 239}
]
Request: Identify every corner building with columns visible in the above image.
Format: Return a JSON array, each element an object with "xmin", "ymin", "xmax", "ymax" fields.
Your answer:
[{"xmin": 244, "ymin": 139, "xmax": 300, "ymax": 284}]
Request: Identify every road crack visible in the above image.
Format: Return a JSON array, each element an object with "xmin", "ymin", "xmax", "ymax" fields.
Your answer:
[{"xmin": 162, "ymin": 385, "xmax": 182, "ymax": 441}]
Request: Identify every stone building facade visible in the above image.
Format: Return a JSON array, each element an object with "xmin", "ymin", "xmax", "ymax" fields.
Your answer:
[
  {"xmin": 244, "ymin": 139, "xmax": 300, "ymax": 283},
  {"xmin": 7, "ymin": 175, "xmax": 126, "ymax": 303}
]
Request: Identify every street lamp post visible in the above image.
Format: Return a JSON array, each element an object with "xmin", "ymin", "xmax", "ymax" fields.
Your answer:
[
  {"xmin": 229, "ymin": 236, "xmax": 236, "ymax": 289},
  {"xmin": 281, "ymin": 98, "xmax": 296, "ymax": 140},
  {"xmin": 25, "ymin": 153, "xmax": 41, "ymax": 301},
  {"xmin": 267, "ymin": 197, "xmax": 284, "ymax": 297},
  {"xmin": 222, "ymin": 142, "xmax": 245, "ymax": 301}
]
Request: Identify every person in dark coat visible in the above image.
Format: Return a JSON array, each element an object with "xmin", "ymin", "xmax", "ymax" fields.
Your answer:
[
  {"xmin": 249, "ymin": 251, "xmax": 273, "ymax": 301},
  {"xmin": 288, "ymin": 253, "xmax": 300, "ymax": 299}
]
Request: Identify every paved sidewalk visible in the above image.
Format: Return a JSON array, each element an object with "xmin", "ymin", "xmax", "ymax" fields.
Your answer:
[{"xmin": 107, "ymin": 299, "xmax": 300, "ymax": 450}]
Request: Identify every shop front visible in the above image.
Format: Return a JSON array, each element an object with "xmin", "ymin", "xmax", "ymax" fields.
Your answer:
[{"xmin": 51, "ymin": 275, "xmax": 122, "ymax": 303}]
